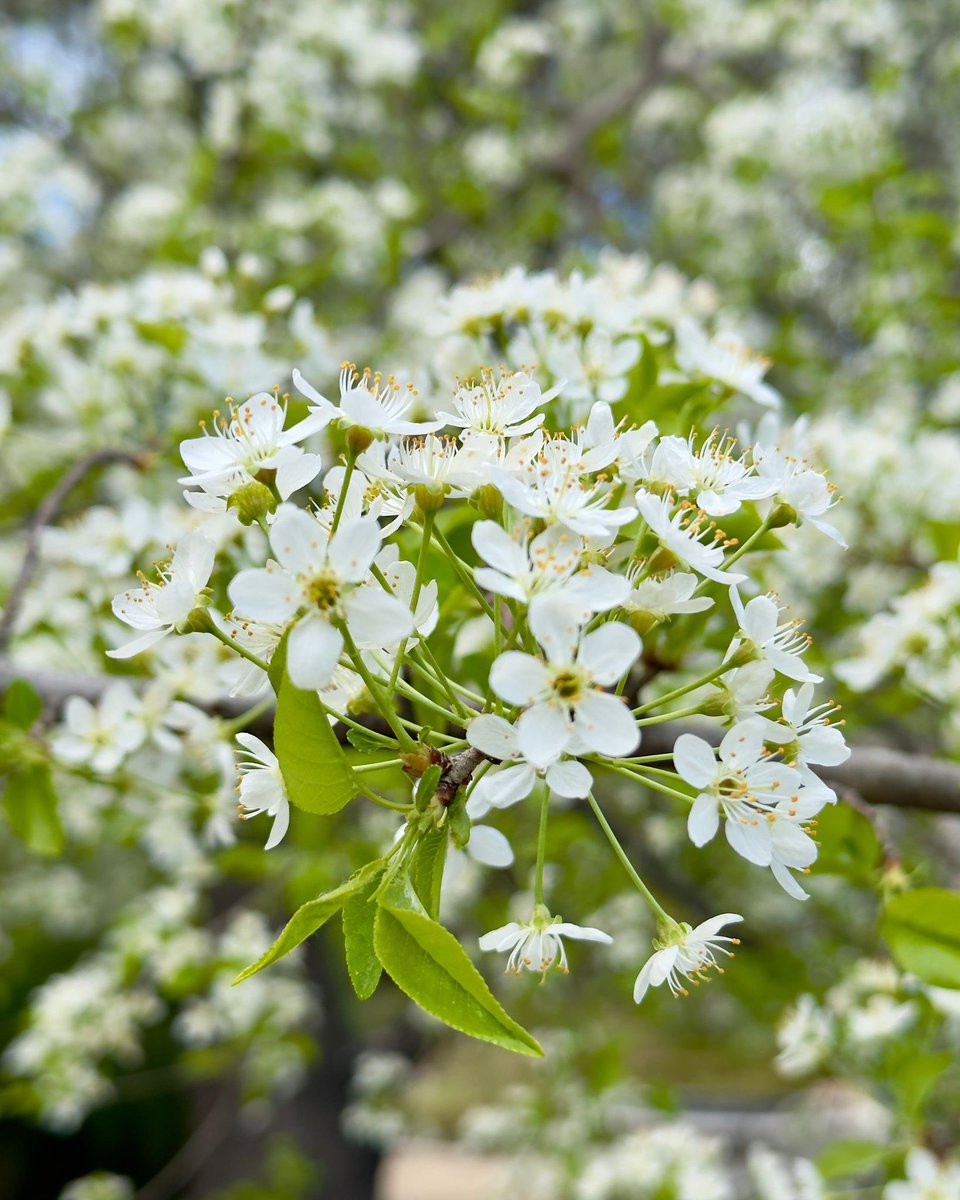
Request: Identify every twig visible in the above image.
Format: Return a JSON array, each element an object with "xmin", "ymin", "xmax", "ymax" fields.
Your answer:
[{"xmin": 0, "ymin": 449, "xmax": 145, "ymax": 651}]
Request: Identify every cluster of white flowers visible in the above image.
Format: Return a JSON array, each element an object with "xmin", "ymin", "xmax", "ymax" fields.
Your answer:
[
  {"xmin": 97, "ymin": 288, "xmax": 847, "ymax": 1015},
  {"xmin": 774, "ymin": 959, "xmax": 951, "ymax": 1080},
  {"xmin": 2, "ymin": 892, "xmax": 316, "ymax": 1130}
]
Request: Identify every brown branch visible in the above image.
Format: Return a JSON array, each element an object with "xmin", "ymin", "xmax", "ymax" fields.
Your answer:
[{"xmin": 0, "ymin": 449, "xmax": 147, "ymax": 652}]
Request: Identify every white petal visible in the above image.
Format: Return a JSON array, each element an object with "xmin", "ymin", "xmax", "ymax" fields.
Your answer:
[
  {"xmin": 725, "ymin": 815, "xmax": 772, "ymax": 865},
  {"xmin": 329, "ymin": 518, "xmax": 382, "ymax": 582},
  {"xmin": 687, "ymin": 793, "xmax": 720, "ymax": 846},
  {"xmin": 265, "ymin": 798, "xmax": 290, "ymax": 850},
  {"xmin": 467, "ymin": 713, "xmax": 520, "ymax": 760},
  {"xmin": 106, "ymin": 628, "xmax": 169, "ymax": 659},
  {"xmin": 467, "ymin": 763, "xmax": 536, "ymax": 816},
  {"xmin": 479, "ymin": 922, "xmax": 522, "ymax": 952},
  {"xmin": 553, "ymin": 922, "xmax": 613, "ymax": 944},
  {"xmin": 633, "ymin": 957, "xmax": 655, "ymax": 1003},
  {"xmin": 467, "ymin": 825, "xmax": 514, "ymax": 868},
  {"xmin": 673, "ymin": 734, "xmax": 717, "ymax": 789},
  {"xmin": 344, "ymin": 588, "xmax": 413, "ymax": 646},
  {"xmin": 489, "ymin": 652, "xmax": 551, "ymax": 706},
  {"xmin": 471, "ymin": 520, "xmax": 527, "ymax": 576},
  {"xmin": 276, "ymin": 452, "xmax": 323, "ymax": 499},
  {"xmin": 529, "ymin": 595, "xmax": 581, "ymax": 662},
  {"xmin": 286, "ymin": 617, "xmax": 343, "ymax": 689},
  {"xmin": 269, "ymin": 506, "xmax": 327, "ymax": 575},
  {"xmin": 545, "ymin": 759, "xmax": 592, "ymax": 799},
  {"xmin": 573, "ymin": 692, "xmax": 638, "ymax": 757},
  {"xmin": 770, "ymin": 859, "xmax": 809, "ymax": 900},
  {"xmin": 228, "ymin": 567, "xmax": 299, "ymax": 623},
  {"xmin": 577, "ymin": 622, "xmax": 640, "ymax": 686},
  {"xmin": 517, "ymin": 702, "xmax": 571, "ymax": 768},
  {"xmin": 172, "ymin": 532, "xmax": 216, "ymax": 592}
]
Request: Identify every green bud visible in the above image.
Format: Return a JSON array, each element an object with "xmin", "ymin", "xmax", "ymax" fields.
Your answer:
[
  {"xmin": 227, "ymin": 481, "xmax": 278, "ymax": 525},
  {"xmin": 628, "ymin": 610, "xmax": 658, "ymax": 635},
  {"xmin": 767, "ymin": 502, "xmax": 797, "ymax": 530},
  {"xmin": 414, "ymin": 484, "xmax": 446, "ymax": 515},
  {"xmin": 178, "ymin": 605, "xmax": 215, "ymax": 635},
  {"xmin": 345, "ymin": 425, "xmax": 375, "ymax": 454},
  {"xmin": 469, "ymin": 484, "xmax": 503, "ymax": 522},
  {"xmin": 725, "ymin": 642, "xmax": 759, "ymax": 669},
  {"xmin": 647, "ymin": 546, "xmax": 679, "ymax": 573},
  {"xmin": 698, "ymin": 690, "xmax": 727, "ymax": 717}
]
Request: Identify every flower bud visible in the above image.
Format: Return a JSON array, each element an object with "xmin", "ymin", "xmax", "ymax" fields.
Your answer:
[
  {"xmin": 414, "ymin": 484, "xmax": 446, "ymax": 515},
  {"xmin": 227, "ymin": 481, "xmax": 278, "ymax": 526},
  {"xmin": 469, "ymin": 484, "xmax": 503, "ymax": 522},
  {"xmin": 767, "ymin": 502, "xmax": 797, "ymax": 529},
  {"xmin": 628, "ymin": 610, "xmax": 658, "ymax": 635},
  {"xmin": 647, "ymin": 546, "xmax": 679, "ymax": 573},
  {"xmin": 346, "ymin": 425, "xmax": 375, "ymax": 454},
  {"xmin": 178, "ymin": 605, "xmax": 216, "ymax": 635}
]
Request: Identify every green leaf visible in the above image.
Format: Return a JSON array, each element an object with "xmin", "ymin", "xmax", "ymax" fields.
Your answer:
[
  {"xmin": 414, "ymin": 763, "xmax": 442, "ymax": 810},
  {"xmin": 892, "ymin": 1051, "xmax": 953, "ymax": 1121},
  {"xmin": 816, "ymin": 803, "xmax": 883, "ymax": 883},
  {"xmin": 817, "ymin": 1140, "xmax": 895, "ymax": 1180},
  {"xmin": 3, "ymin": 680, "xmax": 42, "ymax": 729},
  {"xmin": 342, "ymin": 877, "xmax": 383, "ymax": 1000},
  {"xmin": 410, "ymin": 826, "xmax": 448, "ymax": 918},
  {"xmin": 233, "ymin": 867, "xmax": 378, "ymax": 983},
  {"xmin": 347, "ymin": 726, "xmax": 390, "ymax": 753},
  {"xmin": 882, "ymin": 888, "xmax": 960, "ymax": 989},
  {"xmin": 374, "ymin": 879, "xmax": 542, "ymax": 1057},
  {"xmin": 3, "ymin": 764, "xmax": 64, "ymax": 855},
  {"xmin": 273, "ymin": 645, "xmax": 361, "ymax": 816}
]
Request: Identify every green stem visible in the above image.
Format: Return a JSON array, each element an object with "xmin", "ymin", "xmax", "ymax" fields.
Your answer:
[
  {"xmin": 534, "ymin": 786, "xmax": 550, "ymax": 905},
  {"xmin": 429, "ymin": 524, "xmax": 497, "ymax": 623},
  {"xmin": 586, "ymin": 792, "xmax": 673, "ymax": 924},
  {"xmin": 339, "ymin": 625, "xmax": 417, "ymax": 750},
  {"xmin": 205, "ymin": 619, "xmax": 271, "ymax": 672},
  {"xmin": 351, "ymin": 758, "xmax": 403, "ymax": 773},
  {"xmin": 602, "ymin": 761, "xmax": 695, "ymax": 805},
  {"xmin": 635, "ymin": 703, "xmax": 711, "ymax": 727},
  {"xmin": 633, "ymin": 661, "xmax": 733, "ymax": 715},
  {"xmin": 387, "ymin": 509, "xmax": 434, "ymax": 698},
  {"xmin": 330, "ymin": 450, "xmax": 357, "ymax": 535},
  {"xmin": 219, "ymin": 695, "xmax": 276, "ymax": 738}
]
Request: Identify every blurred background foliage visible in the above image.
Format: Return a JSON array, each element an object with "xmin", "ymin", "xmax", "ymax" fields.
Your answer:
[{"xmin": 2, "ymin": 1, "xmax": 960, "ymax": 1197}]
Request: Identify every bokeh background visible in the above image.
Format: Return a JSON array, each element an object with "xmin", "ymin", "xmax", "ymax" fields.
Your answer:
[{"xmin": 2, "ymin": 2, "xmax": 960, "ymax": 1198}]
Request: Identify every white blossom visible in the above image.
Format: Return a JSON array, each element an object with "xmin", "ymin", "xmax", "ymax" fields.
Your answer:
[{"xmin": 633, "ymin": 913, "xmax": 743, "ymax": 1002}]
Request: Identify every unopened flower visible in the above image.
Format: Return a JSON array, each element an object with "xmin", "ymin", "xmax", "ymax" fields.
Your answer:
[
  {"xmin": 633, "ymin": 913, "xmax": 742, "ymax": 1002},
  {"xmin": 107, "ymin": 533, "xmax": 216, "ymax": 659},
  {"xmin": 479, "ymin": 907, "xmax": 612, "ymax": 975}
]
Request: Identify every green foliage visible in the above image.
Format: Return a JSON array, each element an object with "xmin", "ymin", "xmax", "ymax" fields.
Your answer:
[
  {"xmin": 882, "ymin": 888, "xmax": 960, "ymax": 989},
  {"xmin": 373, "ymin": 878, "xmax": 542, "ymax": 1057},
  {"xmin": 342, "ymin": 878, "xmax": 383, "ymax": 1001},
  {"xmin": 817, "ymin": 1139, "xmax": 899, "ymax": 1180},
  {"xmin": 2, "ymin": 763, "xmax": 64, "ymax": 856},
  {"xmin": 233, "ymin": 866, "xmax": 381, "ymax": 983},
  {"xmin": 271, "ymin": 638, "xmax": 362, "ymax": 815}
]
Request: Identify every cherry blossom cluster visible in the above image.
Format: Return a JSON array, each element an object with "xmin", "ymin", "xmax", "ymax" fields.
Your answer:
[{"xmin": 106, "ymin": 354, "xmax": 849, "ymax": 1009}]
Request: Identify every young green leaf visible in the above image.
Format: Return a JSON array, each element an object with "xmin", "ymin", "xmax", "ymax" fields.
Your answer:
[
  {"xmin": 3, "ymin": 763, "xmax": 64, "ymax": 855},
  {"xmin": 409, "ymin": 826, "xmax": 448, "ymax": 919},
  {"xmin": 817, "ymin": 1140, "xmax": 898, "ymax": 1181},
  {"xmin": 273, "ymin": 658, "xmax": 362, "ymax": 816},
  {"xmin": 374, "ymin": 879, "xmax": 542, "ymax": 1057},
  {"xmin": 882, "ymin": 888, "xmax": 960, "ymax": 989},
  {"xmin": 233, "ymin": 867, "xmax": 378, "ymax": 983},
  {"xmin": 3, "ymin": 679, "xmax": 43, "ymax": 729},
  {"xmin": 342, "ymin": 877, "xmax": 383, "ymax": 1000}
]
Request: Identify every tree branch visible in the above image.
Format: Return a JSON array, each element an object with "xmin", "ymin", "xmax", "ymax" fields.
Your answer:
[{"xmin": 0, "ymin": 449, "xmax": 147, "ymax": 652}]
